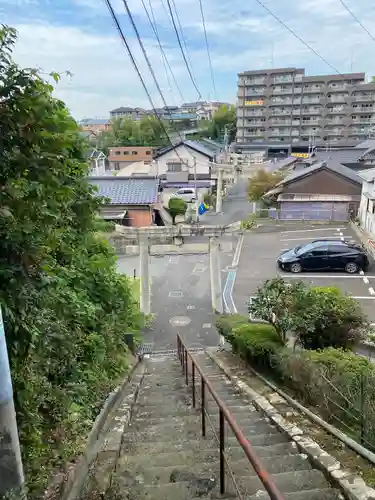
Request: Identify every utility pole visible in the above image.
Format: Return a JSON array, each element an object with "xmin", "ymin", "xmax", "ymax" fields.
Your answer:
[
  {"xmin": 0, "ymin": 307, "xmax": 24, "ymax": 498},
  {"xmin": 193, "ymin": 156, "xmax": 199, "ymax": 222}
]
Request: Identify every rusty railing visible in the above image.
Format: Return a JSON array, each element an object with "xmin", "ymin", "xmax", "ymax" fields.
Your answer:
[{"xmin": 177, "ymin": 334, "xmax": 284, "ymax": 500}]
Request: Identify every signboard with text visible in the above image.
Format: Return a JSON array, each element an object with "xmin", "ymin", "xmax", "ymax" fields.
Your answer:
[
  {"xmin": 291, "ymin": 153, "xmax": 310, "ymax": 158},
  {"xmin": 244, "ymin": 100, "xmax": 264, "ymax": 106}
]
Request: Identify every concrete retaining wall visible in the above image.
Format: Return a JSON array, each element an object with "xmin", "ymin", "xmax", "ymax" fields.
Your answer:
[{"xmin": 350, "ymin": 221, "xmax": 375, "ymax": 260}]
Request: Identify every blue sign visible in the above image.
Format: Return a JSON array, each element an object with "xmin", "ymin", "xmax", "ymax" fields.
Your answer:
[{"xmin": 0, "ymin": 306, "xmax": 13, "ymax": 404}]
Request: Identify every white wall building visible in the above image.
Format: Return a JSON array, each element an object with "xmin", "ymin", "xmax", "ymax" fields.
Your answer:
[
  {"xmin": 358, "ymin": 168, "xmax": 375, "ymax": 240},
  {"xmin": 88, "ymin": 149, "xmax": 107, "ymax": 176},
  {"xmin": 153, "ymin": 140, "xmax": 215, "ymax": 179}
]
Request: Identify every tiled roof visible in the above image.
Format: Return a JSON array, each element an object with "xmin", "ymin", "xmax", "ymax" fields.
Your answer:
[
  {"xmin": 89, "ymin": 177, "xmax": 159, "ymax": 205},
  {"xmin": 153, "ymin": 140, "xmax": 215, "ymax": 160},
  {"xmin": 278, "ymin": 160, "xmax": 362, "ymax": 186},
  {"xmin": 355, "ymin": 139, "xmax": 375, "ymax": 149},
  {"xmin": 80, "ymin": 118, "xmax": 109, "ymax": 125},
  {"xmin": 314, "ymin": 148, "xmax": 366, "ymax": 164}
]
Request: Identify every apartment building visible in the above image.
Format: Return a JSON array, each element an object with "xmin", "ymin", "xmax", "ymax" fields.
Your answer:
[{"xmin": 237, "ymin": 68, "xmax": 375, "ymax": 145}]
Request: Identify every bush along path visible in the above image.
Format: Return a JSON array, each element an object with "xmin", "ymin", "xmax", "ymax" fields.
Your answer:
[{"xmin": 0, "ymin": 26, "xmax": 142, "ymax": 497}]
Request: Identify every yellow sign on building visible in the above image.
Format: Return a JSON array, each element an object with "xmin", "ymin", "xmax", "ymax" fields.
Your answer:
[
  {"xmin": 291, "ymin": 153, "xmax": 310, "ymax": 158},
  {"xmin": 244, "ymin": 100, "xmax": 264, "ymax": 106}
]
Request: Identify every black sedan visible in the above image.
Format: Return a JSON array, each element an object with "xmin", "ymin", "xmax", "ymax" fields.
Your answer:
[{"xmin": 277, "ymin": 239, "xmax": 369, "ymax": 274}]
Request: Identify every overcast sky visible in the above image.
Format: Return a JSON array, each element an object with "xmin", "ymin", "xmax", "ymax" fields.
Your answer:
[{"xmin": 2, "ymin": 0, "xmax": 375, "ymax": 120}]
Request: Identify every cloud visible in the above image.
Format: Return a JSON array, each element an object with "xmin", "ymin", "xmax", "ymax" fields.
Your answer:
[{"xmin": 2, "ymin": 0, "xmax": 375, "ymax": 119}]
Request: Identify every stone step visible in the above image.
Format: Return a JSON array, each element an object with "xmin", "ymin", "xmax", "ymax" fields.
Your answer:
[
  {"xmin": 278, "ymin": 489, "xmax": 343, "ymax": 500},
  {"xmin": 120, "ymin": 441, "xmax": 298, "ymax": 466},
  {"xmin": 234, "ymin": 469, "xmax": 329, "ymax": 497},
  {"xmin": 121, "ymin": 453, "xmax": 313, "ymax": 487},
  {"xmin": 111, "ymin": 472, "xmax": 334, "ymax": 500}
]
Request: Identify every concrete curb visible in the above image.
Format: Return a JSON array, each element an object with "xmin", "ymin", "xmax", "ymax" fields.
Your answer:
[
  {"xmin": 206, "ymin": 350, "xmax": 375, "ymax": 500},
  {"xmin": 45, "ymin": 360, "xmax": 146, "ymax": 500}
]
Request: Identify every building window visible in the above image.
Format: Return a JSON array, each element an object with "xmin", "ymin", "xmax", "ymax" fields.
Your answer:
[
  {"xmin": 132, "ymin": 151, "xmax": 138, "ymax": 155},
  {"xmin": 123, "ymin": 151, "xmax": 130, "ymax": 155},
  {"xmin": 115, "ymin": 151, "xmax": 121, "ymax": 155},
  {"xmin": 146, "ymin": 150, "xmax": 151, "ymax": 155},
  {"xmin": 167, "ymin": 162, "xmax": 182, "ymax": 172}
]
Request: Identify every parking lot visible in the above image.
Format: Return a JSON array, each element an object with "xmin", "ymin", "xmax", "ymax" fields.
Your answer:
[{"xmin": 233, "ymin": 223, "xmax": 375, "ymax": 324}]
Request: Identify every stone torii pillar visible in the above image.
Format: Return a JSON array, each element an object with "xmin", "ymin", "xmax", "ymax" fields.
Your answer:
[
  {"xmin": 139, "ymin": 233, "xmax": 150, "ymax": 315},
  {"xmin": 216, "ymin": 168, "xmax": 224, "ymax": 213},
  {"xmin": 209, "ymin": 236, "xmax": 223, "ymax": 314}
]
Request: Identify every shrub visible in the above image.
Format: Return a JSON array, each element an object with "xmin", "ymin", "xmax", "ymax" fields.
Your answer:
[
  {"xmin": 168, "ymin": 197, "xmax": 187, "ymax": 224},
  {"xmin": 272, "ymin": 347, "xmax": 375, "ymax": 447},
  {"xmin": 230, "ymin": 323, "xmax": 283, "ymax": 369},
  {"xmin": 250, "ymin": 278, "xmax": 367, "ymax": 349},
  {"xmin": 215, "ymin": 314, "xmax": 248, "ymax": 341}
]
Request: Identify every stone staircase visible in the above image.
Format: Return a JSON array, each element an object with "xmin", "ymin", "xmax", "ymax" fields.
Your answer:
[{"xmin": 109, "ymin": 352, "xmax": 343, "ymax": 499}]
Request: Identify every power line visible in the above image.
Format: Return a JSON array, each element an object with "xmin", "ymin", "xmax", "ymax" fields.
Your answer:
[
  {"xmin": 120, "ymin": 0, "xmax": 195, "ymax": 155},
  {"xmin": 121, "ymin": 0, "xmax": 184, "ymax": 136},
  {"xmin": 140, "ymin": 0, "xmax": 185, "ymax": 103},
  {"xmin": 170, "ymin": 0, "xmax": 196, "ymax": 84},
  {"xmin": 164, "ymin": 0, "xmax": 201, "ymax": 98},
  {"xmin": 198, "ymin": 0, "xmax": 217, "ymax": 100},
  {"xmin": 103, "ymin": 0, "xmax": 183, "ymax": 160},
  {"xmin": 338, "ymin": 0, "xmax": 375, "ymax": 44},
  {"xmin": 253, "ymin": 0, "xmax": 342, "ymax": 75}
]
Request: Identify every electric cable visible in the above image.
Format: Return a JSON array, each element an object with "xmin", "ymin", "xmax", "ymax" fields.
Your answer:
[
  {"xmin": 338, "ymin": 0, "xmax": 375, "ymax": 44},
  {"xmin": 165, "ymin": 0, "xmax": 201, "ymax": 98},
  {"xmin": 104, "ymin": 0, "xmax": 184, "ymax": 161},
  {"xmin": 198, "ymin": 0, "xmax": 217, "ymax": 100}
]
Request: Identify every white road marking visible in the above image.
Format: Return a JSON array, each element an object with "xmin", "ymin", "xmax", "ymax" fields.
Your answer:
[
  {"xmin": 339, "ymin": 231, "xmax": 345, "ymax": 241},
  {"xmin": 359, "ymin": 269, "xmax": 364, "ymax": 275},
  {"xmin": 281, "ymin": 228, "xmax": 343, "ymax": 234},
  {"xmin": 279, "ymin": 274, "xmax": 375, "ymax": 279},
  {"xmin": 169, "ymin": 291, "xmax": 183, "ymax": 297},
  {"xmin": 363, "ymin": 277, "xmax": 370, "ymax": 284},
  {"xmin": 202, "ymin": 323, "xmax": 212, "ymax": 329},
  {"xmin": 369, "ymin": 287, "xmax": 375, "ymax": 296},
  {"xmin": 232, "ymin": 234, "xmax": 244, "ymax": 267},
  {"xmin": 280, "ymin": 236, "xmax": 344, "ymax": 242}
]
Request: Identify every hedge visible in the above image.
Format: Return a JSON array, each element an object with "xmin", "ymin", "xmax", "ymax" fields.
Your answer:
[{"xmin": 220, "ymin": 315, "xmax": 375, "ymax": 449}]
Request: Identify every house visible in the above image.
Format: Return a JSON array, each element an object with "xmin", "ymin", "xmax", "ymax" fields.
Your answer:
[
  {"xmin": 108, "ymin": 146, "xmax": 154, "ymax": 171},
  {"xmin": 109, "ymin": 107, "xmax": 146, "ymax": 120},
  {"xmin": 358, "ymin": 168, "xmax": 375, "ymax": 240},
  {"xmin": 265, "ymin": 160, "xmax": 363, "ymax": 221},
  {"xmin": 313, "ymin": 139, "xmax": 375, "ymax": 171},
  {"xmin": 87, "ymin": 149, "xmax": 108, "ymax": 176},
  {"xmin": 89, "ymin": 176, "xmax": 160, "ymax": 227},
  {"xmin": 80, "ymin": 118, "xmax": 110, "ymax": 135},
  {"xmin": 116, "ymin": 161, "xmax": 158, "ymax": 177},
  {"xmin": 153, "ymin": 140, "xmax": 216, "ymax": 184}
]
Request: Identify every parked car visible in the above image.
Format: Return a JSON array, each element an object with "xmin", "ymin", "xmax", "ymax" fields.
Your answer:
[
  {"xmin": 172, "ymin": 188, "xmax": 196, "ymax": 203},
  {"xmin": 277, "ymin": 239, "xmax": 369, "ymax": 274}
]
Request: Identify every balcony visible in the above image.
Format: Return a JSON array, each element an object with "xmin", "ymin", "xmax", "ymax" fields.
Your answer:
[
  {"xmin": 302, "ymin": 118, "xmax": 320, "ymax": 124},
  {"xmin": 327, "ymin": 96, "xmax": 348, "ymax": 103},
  {"xmin": 244, "ymin": 88, "xmax": 266, "ymax": 97},
  {"xmin": 243, "ymin": 131, "xmax": 265, "ymax": 137},
  {"xmin": 243, "ymin": 110, "xmax": 264, "ymax": 117},
  {"xmin": 273, "ymin": 76, "xmax": 294, "ymax": 83},
  {"xmin": 327, "ymin": 84, "xmax": 349, "ymax": 90},
  {"xmin": 326, "ymin": 119, "xmax": 344, "ymax": 125},
  {"xmin": 352, "ymin": 95, "xmax": 374, "ymax": 102},
  {"xmin": 302, "ymin": 108, "xmax": 321, "ymax": 115},
  {"xmin": 351, "ymin": 118, "xmax": 372, "ymax": 125},
  {"xmin": 351, "ymin": 105, "xmax": 374, "ymax": 113},
  {"xmin": 303, "ymin": 97, "xmax": 320, "ymax": 104},
  {"xmin": 269, "ymin": 131, "xmax": 291, "ymax": 137},
  {"xmin": 238, "ymin": 77, "xmax": 266, "ymax": 86},
  {"xmin": 269, "ymin": 120, "xmax": 291, "ymax": 126},
  {"xmin": 303, "ymin": 86, "xmax": 322, "ymax": 93},
  {"xmin": 270, "ymin": 99, "xmax": 293, "ymax": 106},
  {"xmin": 327, "ymin": 106, "xmax": 347, "ymax": 114},
  {"xmin": 245, "ymin": 120, "xmax": 266, "ymax": 126}
]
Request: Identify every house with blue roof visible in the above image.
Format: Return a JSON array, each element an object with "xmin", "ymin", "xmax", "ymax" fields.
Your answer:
[{"xmin": 89, "ymin": 176, "xmax": 160, "ymax": 227}]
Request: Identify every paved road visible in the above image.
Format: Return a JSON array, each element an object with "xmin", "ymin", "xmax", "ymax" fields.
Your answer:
[{"xmin": 117, "ymin": 251, "xmax": 233, "ymax": 351}]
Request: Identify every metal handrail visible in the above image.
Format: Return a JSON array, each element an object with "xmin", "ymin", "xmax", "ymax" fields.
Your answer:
[{"xmin": 177, "ymin": 334, "xmax": 285, "ymax": 500}]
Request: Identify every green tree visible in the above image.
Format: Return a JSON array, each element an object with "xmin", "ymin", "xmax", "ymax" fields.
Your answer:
[
  {"xmin": 199, "ymin": 104, "xmax": 236, "ymax": 142},
  {"xmin": 249, "ymin": 278, "xmax": 305, "ymax": 343},
  {"xmin": 250, "ymin": 278, "xmax": 367, "ymax": 349},
  {"xmin": 293, "ymin": 286, "xmax": 367, "ymax": 350},
  {"xmin": 168, "ymin": 197, "xmax": 187, "ymax": 224},
  {"xmin": 247, "ymin": 168, "xmax": 285, "ymax": 201},
  {"xmin": 0, "ymin": 26, "xmax": 140, "ymax": 496}
]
